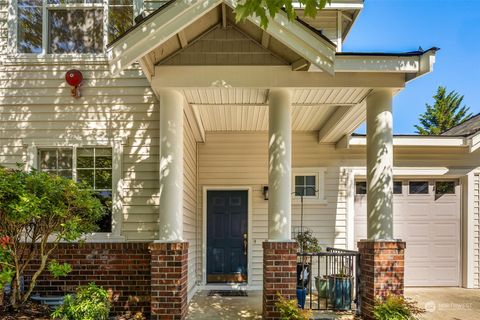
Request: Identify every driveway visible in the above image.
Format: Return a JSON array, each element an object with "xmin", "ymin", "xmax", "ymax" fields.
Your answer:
[{"xmin": 405, "ymin": 287, "xmax": 480, "ymax": 320}]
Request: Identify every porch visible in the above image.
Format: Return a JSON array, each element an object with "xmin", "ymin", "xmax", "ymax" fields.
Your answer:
[{"xmin": 105, "ymin": 1, "xmax": 438, "ymax": 319}]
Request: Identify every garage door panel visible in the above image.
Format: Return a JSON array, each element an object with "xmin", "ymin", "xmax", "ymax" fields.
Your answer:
[{"xmin": 354, "ymin": 179, "xmax": 460, "ymax": 287}]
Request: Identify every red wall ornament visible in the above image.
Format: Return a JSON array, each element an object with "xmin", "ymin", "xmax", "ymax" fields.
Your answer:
[{"xmin": 65, "ymin": 69, "xmax": 83, "ymax": 98}]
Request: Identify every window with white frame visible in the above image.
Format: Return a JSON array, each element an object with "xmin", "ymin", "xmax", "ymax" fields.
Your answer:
[
  {"xmin": 292, "ymin": 168, "xmax": 326, "ymax": 202},
  {"xmin": 16, "ymin": 0, "xmax": 134, "ymax": 54},
  {"xmin": 38, "ymin": 146, "xmax": 113, "ymax": 232}
]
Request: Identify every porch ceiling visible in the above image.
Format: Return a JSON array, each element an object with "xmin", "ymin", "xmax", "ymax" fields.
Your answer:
[{"xmin": 184, "ymin": 87, "xmax": 370, "ymax": 134}]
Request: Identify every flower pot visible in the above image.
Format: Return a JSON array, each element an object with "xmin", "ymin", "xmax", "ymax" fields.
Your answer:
[
  {"xmin": 31, "ymin": 294, "xmax": 67, "ymax": 309},
  {"xmin": 314, "ymin": 276, "xmax": 329, "ymax": 298},
  {"xmin": 327, "ymin": 275, "xmax": 352, "ymax": 311},
  {"xmin": 296, "ymin": 287, "xmax": 307, "ymax": 309}
]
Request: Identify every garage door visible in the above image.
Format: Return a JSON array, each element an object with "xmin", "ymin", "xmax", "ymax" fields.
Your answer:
[{"xmin": 354, "ymin": 179, "xmax": 461, "ymax": 287}]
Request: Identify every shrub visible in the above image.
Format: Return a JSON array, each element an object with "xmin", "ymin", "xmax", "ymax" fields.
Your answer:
[
  {"xmin": 0, "ymin": 167, "xmax": 104, "ymax": 307},
  {"xmin": 275, "ymin": 293, "xmax": 312, "ymax": 320},
  {"xmin": 295, "ymin": 230, "xmax": 321, "ymax": 253},
  {"xmin": 373, "ymin": 295, "xmax": 426, "ymax": 320},
  {"xmin": 52, "ymin": 283, "xmax": 111, "ymax": 320}
]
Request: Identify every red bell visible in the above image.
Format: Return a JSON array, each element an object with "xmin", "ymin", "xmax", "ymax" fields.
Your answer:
[{"xmin": 65, "ymin": 69, "xmax": 83, "ymax": 98}]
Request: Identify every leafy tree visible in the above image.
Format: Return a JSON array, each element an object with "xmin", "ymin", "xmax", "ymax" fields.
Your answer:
[
  {"xmin": 415, "ymin": 86, "xmax": 472, "ymax": 135},
  {"xmin": 236, "ymin": 0, "xmax": 331, "ymax": 29},
  {"xmin": 0, "ymin": 167, "xmax": 104, "ymax": 308}
]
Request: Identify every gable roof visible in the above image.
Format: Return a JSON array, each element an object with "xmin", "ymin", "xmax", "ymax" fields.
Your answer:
[
  {"xmin": 107, "ymin": 0, "xmax": 337, "ymax": 75},
  {"xmin": 442, "ymin": 113, "xmax": 480, "ymax": 137}
]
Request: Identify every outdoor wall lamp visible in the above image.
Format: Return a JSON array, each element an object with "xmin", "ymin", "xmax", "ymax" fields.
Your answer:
[{"xmin": 263, "ymin": 186, "xmax": 269, "ymax": 200}]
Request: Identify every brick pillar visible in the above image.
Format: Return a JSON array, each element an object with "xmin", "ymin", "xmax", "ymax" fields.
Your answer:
[
  {"xmin": 357, "ymin": 240, "xmax": 406, "ymax": 320},
  {"xmin": 149, "ymin": 242, "xmax": 189, "ymax": 320},
  {"xmin": 263, "ymin": 241, "xmax": 298, "ymax": 320}
]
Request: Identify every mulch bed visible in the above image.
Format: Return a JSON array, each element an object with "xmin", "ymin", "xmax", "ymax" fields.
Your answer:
[
  {"xmin": 0, "ymin": 302, "xmax": 51, "ymax": 320},
  {"xmin": 0, "ymin": 303, "xmax": 146, "ymax": 320}
]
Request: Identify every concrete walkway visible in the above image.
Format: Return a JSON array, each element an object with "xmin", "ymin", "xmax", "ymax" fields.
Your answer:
[
  {"xmin": 186, "ymin": 290, "xmax": 355, "ymax": 320},
  {"xmin": 406, "ymin": 287, "xmax": 480, "ymax": 320},
  {"xmin": 186, "ymin": 290, "xmax": 262, "ymax": 320}
]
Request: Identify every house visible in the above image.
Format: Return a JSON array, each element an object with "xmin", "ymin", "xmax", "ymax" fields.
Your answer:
[{"xmin": 0, "ymin": 0, "xmax": 479, "ymax": 319}]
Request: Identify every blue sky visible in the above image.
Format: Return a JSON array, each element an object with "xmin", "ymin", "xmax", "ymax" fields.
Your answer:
[{"xmin": 344, "ymin": 0, "xmax": 480, "ymax": 134}]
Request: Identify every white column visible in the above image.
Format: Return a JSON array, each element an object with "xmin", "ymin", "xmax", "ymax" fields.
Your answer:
[
  {"xmin": 268, "ymin": 88, "xmax": 292, "ymax": 241},
  {"xmin": 158, "ymin": 89, "xmax": 184, "ymax": 242},
  {"xmin": 366, "ymin": 90, "xmax": 394, "ymax": 240},
  {"xmin": 461, "ymin": 172, "xmax": 475, "ymax": 288}
]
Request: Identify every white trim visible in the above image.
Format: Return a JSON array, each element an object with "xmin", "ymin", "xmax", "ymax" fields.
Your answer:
[
  {"xmin": 24, "ymin": 138, "xmax": 125, "ymax": 242},
  {"xmin": 351, "ymin": 166, "xmax": 478, "ymax": 178},
  {"xmin": 345, "ymin": 168, "xmax": 355, "ymax": 250},
  {"xmin": 292, "ymin": 167, "xmax": 327, "ymax": 204},
  {"xmin": 108, "ymin": 0, "xmax": 336, "ymax": 75},
  {"xmin": 292, "ymin": 0, "xmax": 364, "ymax": 10},
  {"xmin": 461, "ymin": 172, "xmax": 475, "ymax": 288},
  {"xmin": 153, "ymin": 66, "xmax": 406, "ymax": 89},
  {"xmin": 347, "ymin": 135, "xmax": 467, "ymax": 148},
  {"xmin": 202, "ymin": 186, "xmax": 253, "ymax": 287}
]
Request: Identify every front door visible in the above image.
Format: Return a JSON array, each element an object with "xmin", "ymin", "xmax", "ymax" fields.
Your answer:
[{"xmin": 207, "ymin": 190, "xmax": 248, "ymax": 283}]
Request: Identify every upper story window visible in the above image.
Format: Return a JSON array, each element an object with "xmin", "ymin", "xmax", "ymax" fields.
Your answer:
[{"xmin": 16, "ymin": 0, "xmax": 134, "ymax": 54}]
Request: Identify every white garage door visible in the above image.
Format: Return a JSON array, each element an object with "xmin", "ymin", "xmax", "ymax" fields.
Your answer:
[{"xmin": 354, "ymin": 179, "xmax": 461, "ymax": 287}]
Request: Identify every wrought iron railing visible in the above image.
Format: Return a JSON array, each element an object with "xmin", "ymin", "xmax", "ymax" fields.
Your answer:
[{"xmin": 296, "ymin": 247, "xmax": 361, "ymax": 314}]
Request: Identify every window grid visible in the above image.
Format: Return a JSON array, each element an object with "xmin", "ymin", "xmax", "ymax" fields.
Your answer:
[
  {"xmin": 294, "ymin": 174, "xmax": 317, "ymax": 197},
  {"xmin": 16, "ymin": 0, "xmax": 133, "ymax": 54},
  {"xmin": 38, "ymin": 146, "xmax": 113, "ymax": 232}
]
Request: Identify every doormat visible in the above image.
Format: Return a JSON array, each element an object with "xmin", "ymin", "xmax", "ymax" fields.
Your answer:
[{"xmin": 208, "ymin": 290, "xmax": 248, "ymax": 297}]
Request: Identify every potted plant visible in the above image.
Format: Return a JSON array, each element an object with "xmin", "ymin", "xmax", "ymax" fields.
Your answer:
[
  {"xmin": 314, "ymin": 275, "xmax": 328, "ymax": 299},
  {"xmin": 327, "ymin": 268, "xmax": 353, "ymax": 311},
  {"xmin": 294, "ymin": 230, "xmax": 321, "ymax": 308}
]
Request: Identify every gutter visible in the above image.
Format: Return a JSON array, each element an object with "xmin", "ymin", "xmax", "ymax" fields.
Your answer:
[{"xmin": 340, "ymin": 133, "xmax": 470, "ymax": 149}]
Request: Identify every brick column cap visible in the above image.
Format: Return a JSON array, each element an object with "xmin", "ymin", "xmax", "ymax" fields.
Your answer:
[{"xmin": 358, "ymin": 239, "xmax": 406, "ymax": 249}]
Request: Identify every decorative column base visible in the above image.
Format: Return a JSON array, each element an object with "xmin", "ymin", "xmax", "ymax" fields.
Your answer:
[
  {"xmin": 357, "ymin": 240, "xmax": 406, "ymax": 320},
  {"xmin": 263, "ymin": 241, "xmax": 298, "ymax": 320},
  {"xmin": 149, "ymin": 242, "xmax": 189, "ymax": 320}
]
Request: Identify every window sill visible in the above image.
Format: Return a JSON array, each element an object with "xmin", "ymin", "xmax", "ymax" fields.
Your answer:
[
  {"xmin": 81, "ymin": 233, "xmax": 126, "ymax": 243},
  {"xmin": 3, "ymin": 53, "xmax": 109, "ymax": 65}
]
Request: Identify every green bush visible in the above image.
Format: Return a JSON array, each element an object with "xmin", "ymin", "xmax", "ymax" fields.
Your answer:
[
  {"xmin": 52, "ymin": 283, "xmax": 111, "ymax": 320},
  {"xmin": 0, "ymin": 167, "xmax": 104, "ymax": 307},
  {"xmin": 275, "ymin": 293, "xmax": 312, "ymax": 320},
  {"xmin": 373, "ymin": 295, "xmax": 425, "ymax": 320}
]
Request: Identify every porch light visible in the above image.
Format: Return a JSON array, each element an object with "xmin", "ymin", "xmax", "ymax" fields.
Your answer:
[{"xmin": 263, "ymin": 186, "xmax": 269, "ymax": 200}]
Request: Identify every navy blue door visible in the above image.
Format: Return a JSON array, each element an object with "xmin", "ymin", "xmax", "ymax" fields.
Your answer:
[{"xmin": 207, "ymin": 190, "xmax": 248, "ymax": 283}]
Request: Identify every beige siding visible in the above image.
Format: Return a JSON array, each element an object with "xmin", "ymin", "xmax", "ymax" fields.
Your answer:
[
  {"xmin": 184, "ymin": 116, "xmax": 199, "ymax": 297},
  {"xmin": 198, "ymin": 132, "xmax": 349, "ymax": 287},
  {"xmin": 474, "ymin": 174, "xmax": 480, "ymax": 288}
]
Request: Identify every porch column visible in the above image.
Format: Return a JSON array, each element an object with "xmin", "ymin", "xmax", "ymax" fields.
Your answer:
[
  {"xmin": 264, "ymin": 88, "xmax": 297, "ymax": 320},
  {"xmin": 366, "ymin": 89, "xmax": 394, "ymax": 240},
  {"xmin": 268, "ymin": 88, "xmax": 292, "ymax": 241},
  {"xmin": 150, "ymin": 89, "xmax": 188, "ymax": 320},
  {"xmin": 359, "ymin": 89, "xmax": 405, "ymax": 320},
  {"xmin": 158, "ymin": 88, "xmax": 184, "ymax": 241}
]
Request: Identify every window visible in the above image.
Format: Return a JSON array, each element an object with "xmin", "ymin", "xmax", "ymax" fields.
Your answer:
[
  {"xmin": 16, "ymin": 0, "xmax": 133, "ymax": 54},
  {"xmin": 292, "ymin": 168, "xmax": 326, "ymax": 202},
  {"xmin": 355, "ymin": 181, "xmax": 366, "ymax": 195},
  {"xmin": 356, "ymin": 180, "xmax": 402, "ymax": 195},
  {"xmin": 409, "ymin": 181, "xmax": 429, "ymax": 194},
  {"xmin": 38, "ymin": 147, "xmax": 113, "ymax": 232},
  {"xmin": 393, "ymin": 181, "xmax": 403, "ymax": 194},
  {"xmin": 435, "ymin": 181, "xmax": 455, "ymax": 195},
  {"xmin": 295, "ymin": 175, "xmax": 317, "ymax": 197},
  {"xmin": 39, "ymin": 148, "xmax": 73, "ymax": 178}
]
